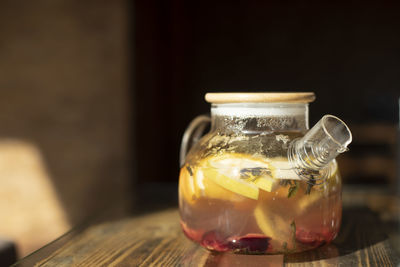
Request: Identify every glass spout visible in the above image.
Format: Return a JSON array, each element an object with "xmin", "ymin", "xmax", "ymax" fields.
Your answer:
[{"xmin": 288, "ymin": 115, "xmax": 352, "ymax": 182}]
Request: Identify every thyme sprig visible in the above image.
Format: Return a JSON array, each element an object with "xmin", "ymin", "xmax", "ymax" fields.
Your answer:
[
  {"xmin": 287, "ymin": 181, "xmax": 300, "ymax": 198},
  {"xmin": 282, "ymin": 220, "xmax": 297, "ymax": 253},
  {"xmin": 280, "ymin": 180, "xmax": 300, "ymax": 198},
  {"xmin": 279, "ymin": 180, "xmax": 291, "ymax": 186},
  {"xmin": 240, "ymin": 167, "xmax": 270, "ymax": 181},
  {"xmin": 305, "ymin": 175, "xmax": 316, "ymax": 194},
  {"xmin": 298, "ymin": 168, "xmax": 319, "ymax": 195},
  {"xmin": 291, "ymin": 220, "xmax": 297, "ymax": 251}
]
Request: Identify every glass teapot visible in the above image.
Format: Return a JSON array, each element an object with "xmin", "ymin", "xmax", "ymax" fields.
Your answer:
[{"xmin": 179, "ymin": 92, "xmax": 352, "ymax": 254}]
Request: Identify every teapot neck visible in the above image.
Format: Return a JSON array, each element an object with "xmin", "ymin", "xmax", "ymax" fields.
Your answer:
[{"xmin": 210, "ymin": 103, "xmax": 309, "ymax": 134}]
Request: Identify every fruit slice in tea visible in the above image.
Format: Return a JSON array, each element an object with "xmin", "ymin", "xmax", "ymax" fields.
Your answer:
[
  {"xmin": 201, "ymin": 154, "xmax": 280, "ymax": 200},
  {"xmin": 254, "ymin": 201, "xmax": 296, "ymax": 251}
]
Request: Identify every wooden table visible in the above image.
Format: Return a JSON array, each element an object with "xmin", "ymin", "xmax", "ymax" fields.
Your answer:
[{"xmin": 13, "ymin": 187, "xmax": 400, "ymax": 266}]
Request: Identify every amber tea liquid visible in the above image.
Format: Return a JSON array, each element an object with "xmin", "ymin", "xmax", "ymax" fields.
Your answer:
[{"xmin": 179, "ymin": 153, "xmax": 341, "ymax": 254}]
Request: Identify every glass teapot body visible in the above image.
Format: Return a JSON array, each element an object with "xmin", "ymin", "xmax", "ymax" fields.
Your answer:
[{"xmin": 179, "ymin": 96, "xmax": 343, "ymax": 254}]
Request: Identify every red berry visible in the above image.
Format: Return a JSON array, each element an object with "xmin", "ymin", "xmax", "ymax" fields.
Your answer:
[
  {"xmin": 180, "ymin": 222, "xmax": 203, "ymax": 242},
  {"xmin": 201, "ymin": 231, "xmax": 229, "ymax": 252},
  {"xmin": 228, "ymin": 234, "xmax": 271, "ymax": 254},
  {"xmin": 295, "ymin": 228, "xmax": 332, "ymax": 247}
]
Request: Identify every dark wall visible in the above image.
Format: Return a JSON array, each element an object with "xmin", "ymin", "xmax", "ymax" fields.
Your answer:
[{"xmin": 134, "ymin": 1, "xmax": 400, "ymax": 184}]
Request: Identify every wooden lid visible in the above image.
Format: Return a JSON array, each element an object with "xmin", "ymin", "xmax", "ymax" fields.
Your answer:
[{"xmin": 205, "ymin": 92, "xmax": 316, "ymax": 104}]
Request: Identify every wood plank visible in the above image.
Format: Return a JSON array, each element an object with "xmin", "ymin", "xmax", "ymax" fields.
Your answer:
[
  {"xmin": 284, "ymin": 208, "xmax": 398, "ymax": 266},
  {"xmin": 29, "ymin": 205, "xmax": 399, "ymax": 266}
]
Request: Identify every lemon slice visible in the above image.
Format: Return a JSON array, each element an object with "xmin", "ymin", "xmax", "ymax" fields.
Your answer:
[
  {"xmin": 297, "ymin": 162, "xmax": 339, "ymax": 212},
  {"xmin": 181, "ymin": 154, "xmax": 284, "ymax": 202},
  {"xmin": 179, "ymin": 161, "xmax": 256, "ymax": 203},
  {"xmin": 254, "ymin": 203, "xmax": 294, "ymax": 249},
  {"xmin": 254, "ymin": 204, "xmax": 287, "ymax": 240},
  {"xmin": 194, "ymin": 168, "xmax": 242, "ymax": 201},
  {"xmin": 200, "ymin": 153, "xmax": 279, "ymax": 200},
  {"xmin": 202, "ymin": 166, "xmax": 259, "ymax": 200},
  {"xmin": 268, "ymin": 158, "xmax": 299, "ymax": 180},
  {"xmin": 327, "ymin": 161, "xmax": 339, "ymax": 187},
  {"xmin": 253, "ymin": 176, "xmax": 278, "ymax": 192},
  {"xmin": 179, "ymin": 166, "xmax": 197, "ymax": 204}
]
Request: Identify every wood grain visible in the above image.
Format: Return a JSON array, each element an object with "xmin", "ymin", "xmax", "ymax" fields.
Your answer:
[{"xmin": 19, "ymin": 203, "xmax": 399, "ymax": 267}]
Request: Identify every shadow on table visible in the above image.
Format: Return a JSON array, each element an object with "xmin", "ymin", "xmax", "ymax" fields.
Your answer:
[{"xmin": 284, "ymin": 207, "xmax": 397, "ymax": 264}]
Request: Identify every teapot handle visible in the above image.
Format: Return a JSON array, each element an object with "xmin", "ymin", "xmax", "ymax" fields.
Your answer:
[{"xmin": 179, "ymin": 115, "xmax": 211, "ymax": 167}]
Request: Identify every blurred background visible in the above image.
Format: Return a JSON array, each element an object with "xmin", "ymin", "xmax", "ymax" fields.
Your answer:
[{"xmin": 0, "ymin": 0, "xmax": 399, "ymax": 262}]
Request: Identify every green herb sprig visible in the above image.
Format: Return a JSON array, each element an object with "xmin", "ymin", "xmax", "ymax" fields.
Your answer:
[
  {"xmin": 279, "ymin": 180, "xmax": 300, "ymax": 198},
  {"xmin": 290, "ymin": 220, "xmax": 297, "ymax": 250},
  {"xmin": 305, "ymin": 175, "xmax": 316, "ymax": 194},
  {"xmin": 287, "ymin": 181, "xmax": 299, "ymax": 198},
  {"xmin": 282, "ymin": 220, "xmax": 297, "ymax": 253},
  {"xmin": 240, "ymin": 167, "xmax": 270, "ymax": 181}
]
